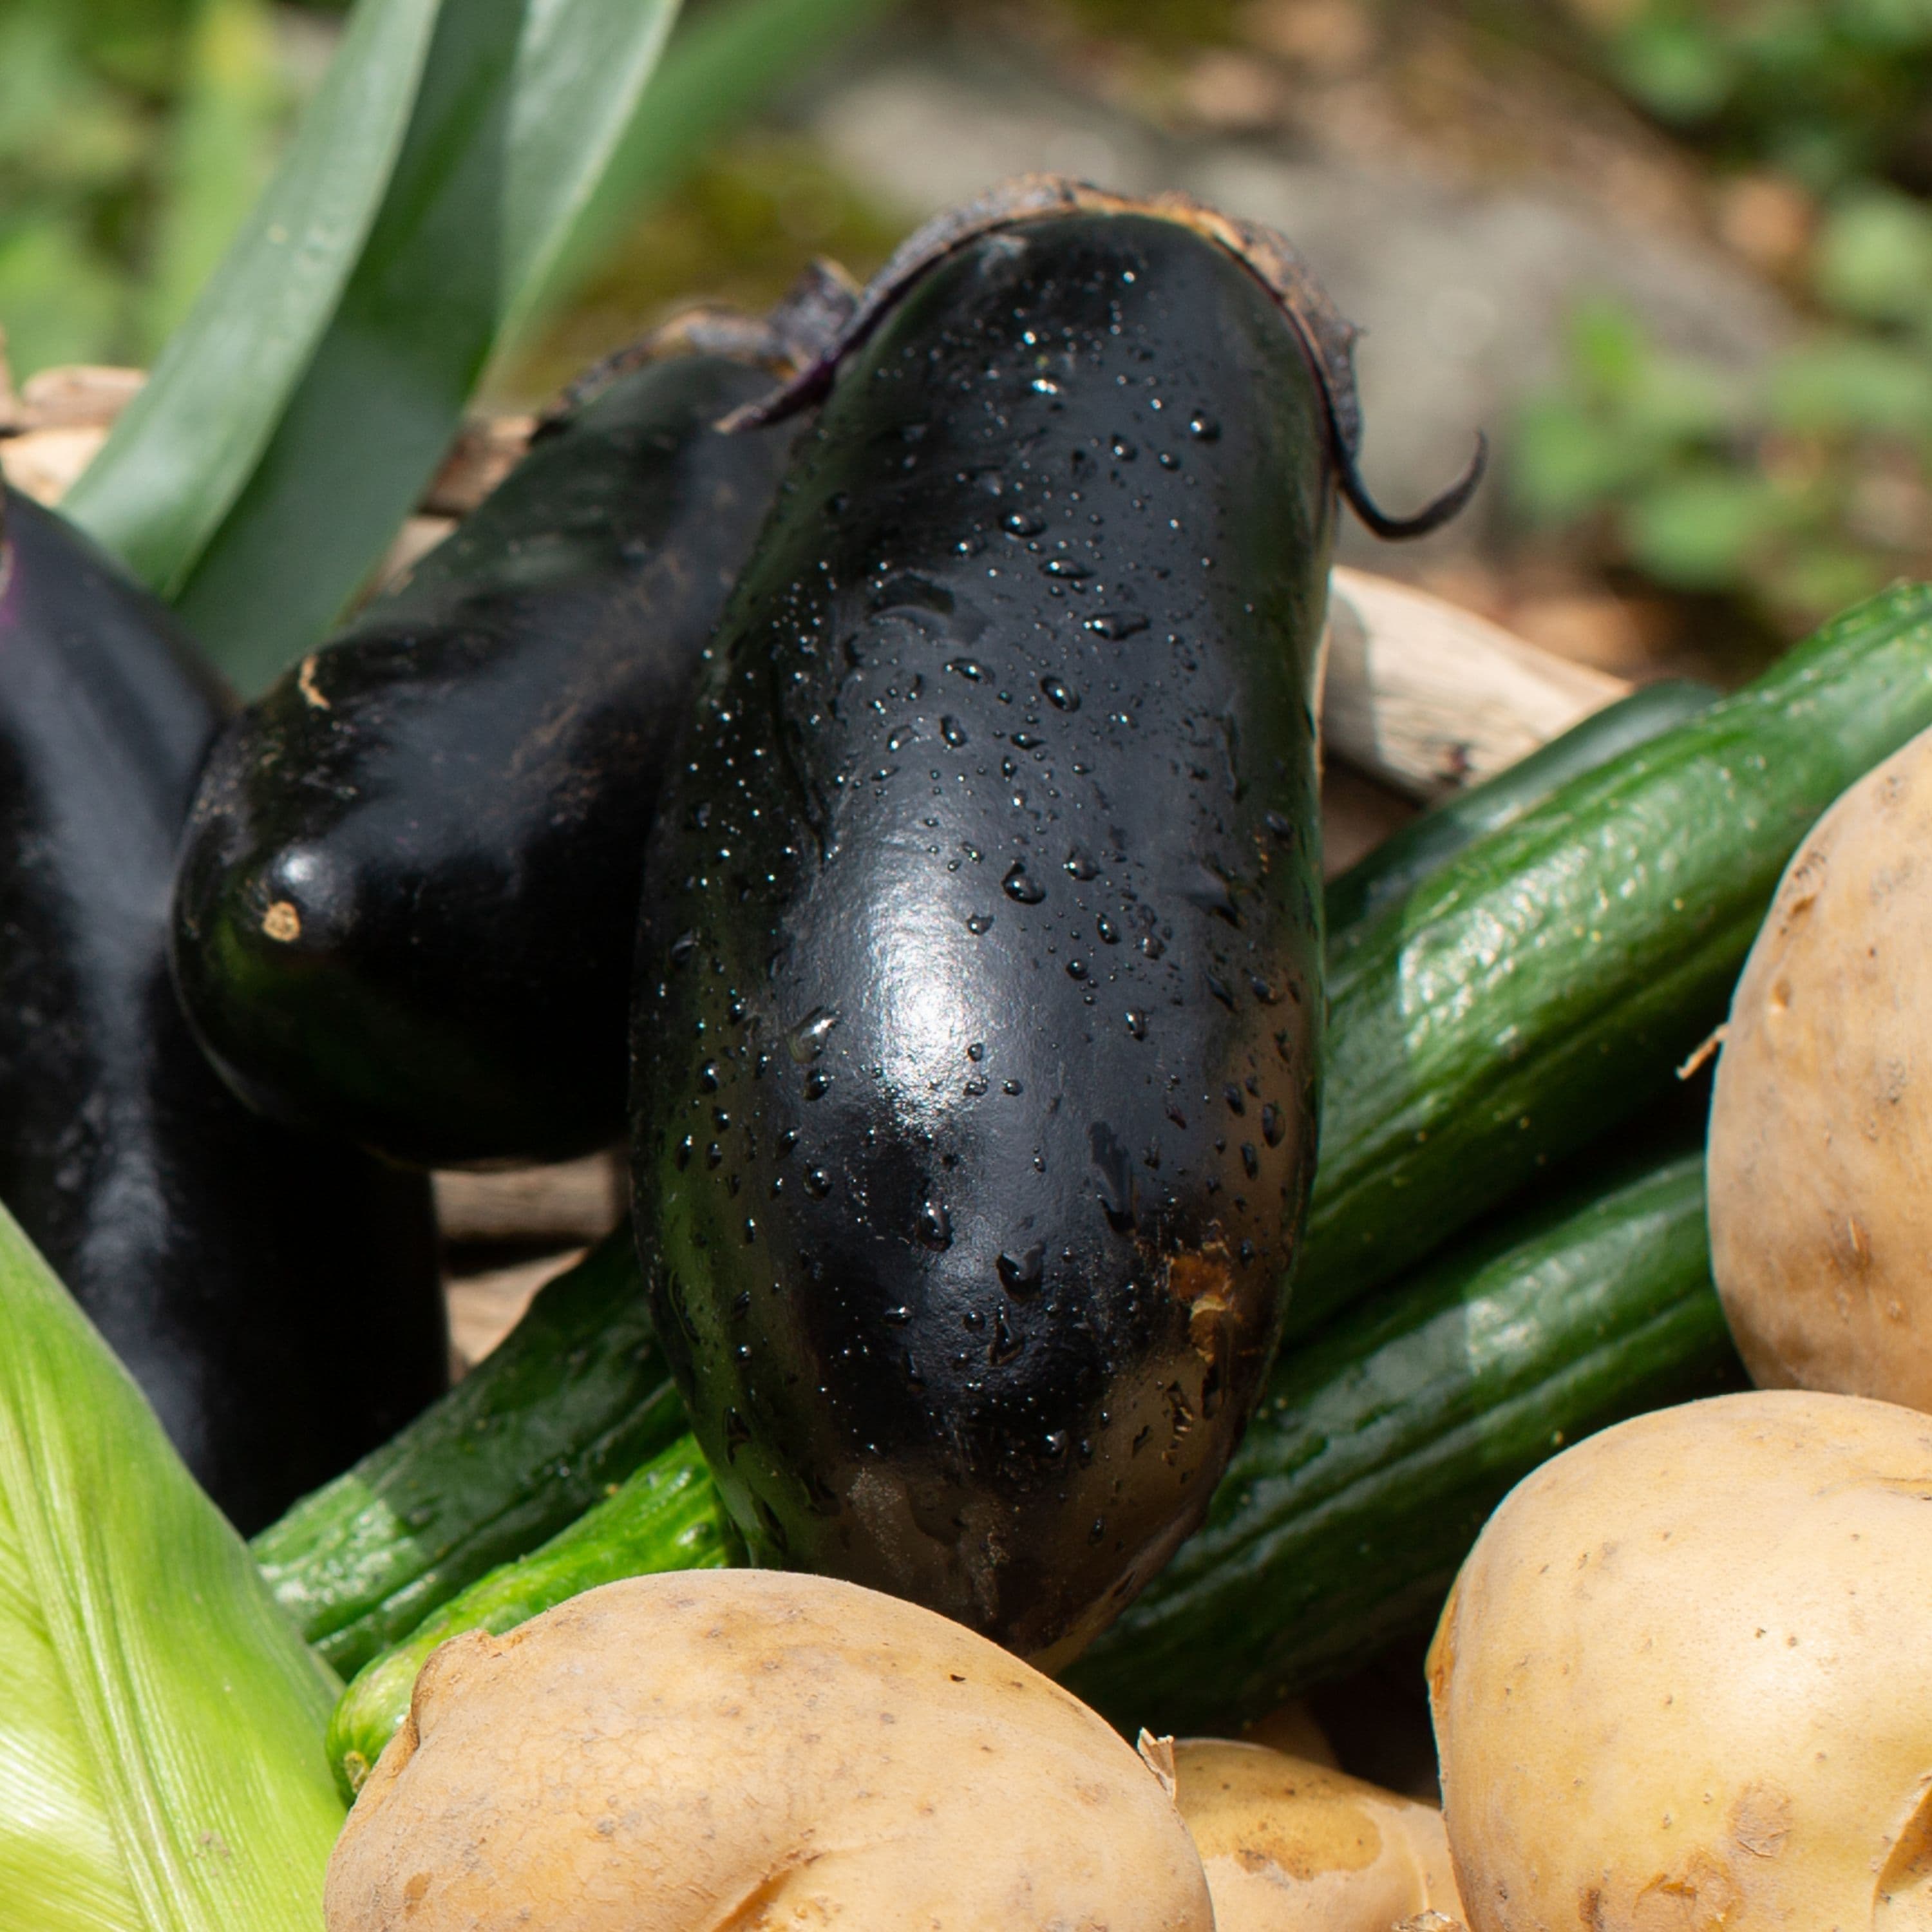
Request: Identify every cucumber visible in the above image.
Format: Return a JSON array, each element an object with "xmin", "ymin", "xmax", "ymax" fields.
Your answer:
[
  {"xmin": 251, "ymin": 1226, "xmax": 686, "ymax": 1676},
  {"xmin": 325, "ymin": 1435, "xmax": 734, "ymax": 1799},
  {"xmin": 1063, "ymin": 1147, "xmax": 1741, "ymax": 1733},
  {"xmin": 1292, "ymin": 582, "xmax": 1932, "ymax": 1338},
  {"xmin": 260, "ymin": 591, "xmax": 1932, "ymax": 1674},
  {"xmin": 323, "ymin": 1144, "xmax": 1736, "ymax": 1764},
  {"xmin": 1323, "ymin": 678, "xmax": 1718, "ymax": 942}
]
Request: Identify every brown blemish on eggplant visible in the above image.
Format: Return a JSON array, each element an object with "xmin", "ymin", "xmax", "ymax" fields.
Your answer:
[
  {"xmin": 1167, "ymin": 1249, "xmax": 1236, "ymax": 1365},
  {"xmin": 261, "ymin": 900, "xmax": 301, "ymax": 943},
  {"xmin": 296, "ymin": 654, "xmax": 330, "ymax": 710},
  {"xmin": 721, "ymin": 173, "xmax": 1485, "ymax": 539}
]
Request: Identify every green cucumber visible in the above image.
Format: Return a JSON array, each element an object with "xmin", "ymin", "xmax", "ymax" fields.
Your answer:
[
  {"xmin": 1293, "ymin": 582, "xmax": 1932, "ymax": 1338},
  {"xmin": 261, "ymin": 589, "xmax": 1932, "ymax": 1681},
  {"xmin": 251, "ymin": 1226, "xmax": 686, "ymax": 1676},
  {"xmin": 325, "ymin": 1434, "xmax": 734, "ymax": 1799},
  {"xmin": 326, "ymin": 1144, "xmax": 1736, "ymax": 1767},
  {"xmin": 1065, "ymin": 1148, "xmax": 1741, "ymax": 1734},
  {"xmin": 1323, "ymin": 678, "xmax": 1718, "ymax": 942}
]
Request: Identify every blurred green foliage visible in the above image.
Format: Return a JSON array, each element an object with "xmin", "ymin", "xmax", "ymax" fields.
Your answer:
[
  {"xmin": 0, "ymin": 0, "xmax": 293, "ymax": 375},
  {"xmin": 1513, "ymin": 0, "xmax": 1932, "ymax": 629},
  {"xmin": 0, "ymin": 0, "xmax": 900, "ymax": 396},
  {"xmin": 20, "ymin": 0, "xmax": 1932, "ymax": 637},
  {"xmin": 1059, "ymin": 0, "xmax": 1242, "ymax": 45},
  {"xmin": 499, "ymin": 132, "xmax": 902, "ymax": 403},
  {"xmin": 1596, "ymin": 0, "xmax": 1932, "ymax": 192}
]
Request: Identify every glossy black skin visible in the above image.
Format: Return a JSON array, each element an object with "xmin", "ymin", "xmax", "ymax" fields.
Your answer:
[
  {"xmin": 0, "ymin": 489, "xmax": 445, "ymax": 1533},
  {"xmin": 173, "ymin": 353, "xmax": 800, "ymax": 1168},
  {"xmin": 630, "ymin": 214, "xmax": 1332, "ymax": 1663}
]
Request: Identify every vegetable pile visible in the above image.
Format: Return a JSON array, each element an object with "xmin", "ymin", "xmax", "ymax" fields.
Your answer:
[{"xmin": 7, "ymin": 46, "xmax": 1932, "ymax": 1923}]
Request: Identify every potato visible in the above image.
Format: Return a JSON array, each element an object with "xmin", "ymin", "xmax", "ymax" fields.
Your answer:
[
  {"xmin": 1238, "ymin": 1698, "xmax": 1337, "ymax": 1766},
  {"xmin": 324, "ymin": 1569, "xmax": 1212, "ymax": 1931},
  {"xmin": 1171, "ymin": 1738, "xmax": 1464, "ymax": 1931},
  {"xmin": 1428, "ymin": 1389, "xmax": 1932, "ymax": 1931},
  {"xmin": 1710, "ymin": 726, "xmax": 1932, "ymax": 1406}
]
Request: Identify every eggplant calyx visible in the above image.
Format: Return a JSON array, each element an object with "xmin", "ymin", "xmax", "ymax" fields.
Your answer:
[
  {"xmin": 716, "ymin": 176, "xmax": 1358, "ymax": 432},
  {"xmin": 538, "ymin": 260, "xmax": 862, "ymax": 435},
  {"xmin": 714, "ymin": 173, "xmax": 1482, "ymax": 545},
  {"xmin": 1339, "ymin": 428, "xmax": 1490, "ymax": 540}
]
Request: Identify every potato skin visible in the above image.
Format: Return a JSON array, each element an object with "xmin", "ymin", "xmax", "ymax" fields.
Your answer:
[
  {"xmin": 1428, "ymin": 1390, "xmax": 1932, "ymax": 1932},
  {"xmin": 1172, "ymin": 1739, "xmax": 1461, "ymax": 1931},
  {"xmin": 1709, "ymin": 726, "xmax": 1932, "ymax": 1406},
  {"xmin": 325, "ymin": 1569, "xmax": 1212, "ymax": 1932}
]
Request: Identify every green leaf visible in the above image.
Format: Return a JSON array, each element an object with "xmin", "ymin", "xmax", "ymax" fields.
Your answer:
[
  {"xmin": 1813, "ymin": 186, "xmax": 1932, "ymax": 325},
  {"xmin": 0, "ymin": 8, "xmax": 145, "ymax": 191},
  {"xmin": 1768, "ymin": 334, "xmax": 1932, "ymax": 438},
  {"xmin": 1769, "ymin": 540, "xmax": 1889, "ymax": 620},
  {"xmin": 168, "ymin": 0, "xmax": 684, "ymax": 694},
  {"xmin": 61, "ymin": 0, "xmax": 442, "ymax": 597},
  {"xmin": 1624, "ymin": 470, "xmax": 1789, "ymax": 589},
  {"xmin": 1508, "ymin": 395, "xmax": 1648, "ymax": 524},
  {"xmin": 0, "ymin": 1200, "xmax": 344, "ymax": 1931},
  {"xmin": 1608, "ymin": 9, "xmax": 1736, "ymax": 121},
  {"xmin": 1566, "ymin": 298, "xmax": 1649, "ymax": 399},
  {"xmin": 1622, "ymin": 354, "xmax": 1741, "ymax": 449},
  {"xmin": 0, "ymin": 218, "xmax": 124, "ymax": 375}
]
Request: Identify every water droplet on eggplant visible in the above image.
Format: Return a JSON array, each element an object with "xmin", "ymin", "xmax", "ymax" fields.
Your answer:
[
  {"xmin": 916, "ymin": 1200, "xmax": 953, "ymax": 1251},
  {"xmin": 786, "ymin": 1007, "xmax": 838, "ymax": 1062},
  {"xmin": 1003, "ymin": 862, "xmax": 1046, "ymax": 904},
  {"xmin": 997, "ymin": 1244, "xmax": 1045, "ymax": 1296}
]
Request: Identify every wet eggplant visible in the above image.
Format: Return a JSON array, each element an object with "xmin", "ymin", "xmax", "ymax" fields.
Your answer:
[
  {"xmin": 171, "ymin": 290, "xmax": 842, "ymax": 1168},
  {"xmin": 629, "ymin": 179, "xmax": 1479, "ymax": 1661},
  {"xmin": 0, "ymin": 486, "xmax": 445, "ymax": 1533}
]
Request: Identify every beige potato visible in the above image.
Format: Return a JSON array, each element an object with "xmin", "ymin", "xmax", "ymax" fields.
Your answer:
[
  {"xmin": 1172, "ymin": 1738, "xmax": 1464, "ymax": 1931},
  {"xmin": 1428, "ymin": 1390, "xmax": 1932, "ymax": 1931},
  {"xmin": 324, "ymin": 1569, "xmax": 1212, "ymax": 1932},
  {"xmin": 1238, "ymin": 1696, "xmax": 1337, "ymax": 1765},
  {"xmin": 1710, "ymin": 725, "xmax": 1932, "ymax": 1406}
]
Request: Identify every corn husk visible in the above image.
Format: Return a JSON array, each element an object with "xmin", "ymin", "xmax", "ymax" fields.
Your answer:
[{"xmin": 0, "ymin": 1200, "xmax": 344, "ymax": 1930}]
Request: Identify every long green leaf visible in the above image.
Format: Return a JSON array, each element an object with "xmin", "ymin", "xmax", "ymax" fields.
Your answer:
[
  {"xmin": 0, "ymin": 1202, "xmax": 343, "ymax": 1931},
  {"xmin": 172, "ymin": 0, "xmax": 682, "ymax": 694},
  {"xmin": 60, "ymin": 0, "xmax": 442, "ymax": 597}
]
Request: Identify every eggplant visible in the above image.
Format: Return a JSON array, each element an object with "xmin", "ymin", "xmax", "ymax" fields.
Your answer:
[
  {"xmin": 171, "ymin": 288, "xmax": 845, "ymax": 1169},
  {"xmin": 629, "ymin": 178, "xmax": 1480, "ymax": 1661},
  {"xmin": 0, "ymin": 486, "xmax": 445, "ymax": 1533}
]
